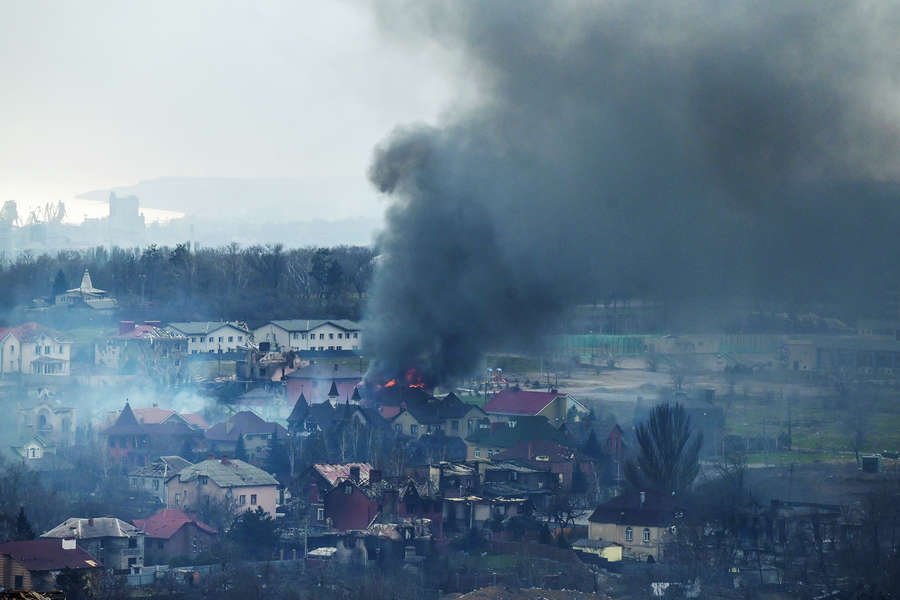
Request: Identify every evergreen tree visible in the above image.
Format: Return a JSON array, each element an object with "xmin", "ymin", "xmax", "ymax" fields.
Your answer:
[
  {"xmin": 265, "ymin": 429, "xmax": 290, "ymax": 479},
  {"xmin": 625, "ymin": 403, "xmax": 702, "ymax": 495},
  {"xmin": 14, "ymin": 506, "xmax": 35, "ymax": 540},
  {"xmin": 234, "ymin": 436, "xmax": 248, "ymax": 461},
  {"xmin": 582, "ymin": 429, "xmax": 603, "ymax": 459},
  {"xmin": 228, "ymin": 507, "xmax": 277, "ymax": 555},
  {"xmin": 50, "ymin": 269, "xmax": 69, "ymax": 298}
]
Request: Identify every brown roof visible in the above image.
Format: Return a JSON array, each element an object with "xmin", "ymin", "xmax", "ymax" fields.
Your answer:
[
  {"xmin": 133, "ymin": 509, "xmax": 217, "ymax": 540},
  {"xmin": 0, "ymin": 539, "xmax": 101, "ymax": 571},
  {"xmin": 103, "ymin": 402, "xmax": 145, "ymax": 435}
]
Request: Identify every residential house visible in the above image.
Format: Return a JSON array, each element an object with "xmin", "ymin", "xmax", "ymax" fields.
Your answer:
[
  {"xmin": 283, "ymin": 362, "xmax": 363, "ymax": 404},
  {"xmin": 103, "ymin": 402, "xmax": 151, "ymax": 469},
  {"xmin": 16, "ymin": 400, "xmax": 76, "ymax": 447},
  {"xmin": 104, "ymin": 403, "xmax": 205, "ymax": 470},
  {"xmin": 42, "ymin": 517, "xmax": 144, "ymax": 573},
  {"xmin": 482, "ymin": 460, "xmax": 558, "ymax": 511},
  {"xmin": 388, "ymin": 392, "xmax": 488, "ymax": 440},
  {"xmin": 0, "ymin": 323, "xmax": 72, "ymax": 376},
  {"xmin": 10, "ymin": 435, "xmax": 55, "ymax": 461},
  {"xmin": 324, "ymin": 474, "xmax": 383, "ymax": 531},
  {"xmin": 289, "ymin": 393, "xmax": 384, "ymax": 436},
  {"xmin": 493, "ymin": 440, "xmax": 590, "ymax": 491},
  {"xmin": 442, "ymin": 495, "xmax": 530, "ymax": 533},
  {"xmin": 129, "ymin": 456, "xmax": 194, "ymax": 505},
  {"xmin": 166, "ymin": 321, "xmax": 251, "ymax": 354},
  {"xmin": 0, "ymin": 539, "xmax": 101, "ymax": 592},
  {"xmin": 483, "ymin": 387, "xmax": 589, "ymax": 426},
  {"xmin": 53, "ymin": 269, "xmax": 117, "ymax": 311},
  {"xmin": 133, "ymin": 508, "xmax": 217, "ymax": 564},
  {"xmin": 464, "ymin": 416, "xmax": 568, "ymax": 461},
  {"xmin": 231, "ymin": 386, "xmax": 290, "ymax": 423},
  {"xmin": 95, "ymin": 321, "xmax": 187, "ymax": 383},
  {"xmin": 167, "ymin": 458, "xmax": 279, "ymax": 516},
  {"xmin": 203, "ymin": 410, "xmax": 288, "ymax": 461},
  {"xmin": 588, "ymin": 492, "xmax": 680, "ymax": 561},
  {"xmin": 254, "ymin": 319, "xmax": 362, "ymax": 353}
]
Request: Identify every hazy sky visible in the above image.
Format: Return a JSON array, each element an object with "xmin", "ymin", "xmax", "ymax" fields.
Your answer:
[{"xmin": 0, "ymin": 0, "xmax": 456, "ymax": 221}]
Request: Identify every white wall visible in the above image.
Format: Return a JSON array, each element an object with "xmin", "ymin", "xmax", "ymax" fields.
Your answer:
[{"xmin": 184, "ymin": 325, "xmax": 250, "ymax": 354}]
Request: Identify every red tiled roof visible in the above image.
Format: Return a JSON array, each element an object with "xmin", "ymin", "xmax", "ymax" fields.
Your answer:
[
  {"xmin": 133, "ymin": 509, "xmax": 216, "ymax": 540},
  {"xmin": 0, "ymin": 539, "xmax": 101, "ymax": 571},
  {"xmin": 483, "ymin": 389, "xmax": 563, "ymax": 416},
  {"xmin": 0, "ymin": 322, "xmax": 68, "ymax": 343},
  {"xmin": 133, "ymin": 407, "xmax": 176, "ymax": 424}
]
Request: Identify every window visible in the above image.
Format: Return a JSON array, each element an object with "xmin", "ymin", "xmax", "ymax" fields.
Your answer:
[
  {"xmin": 239, "ymin": 495, "xmax": 246, "ymax": 505},
  {"xmin": 175, "ymin": 493, "xmax": 181, "ymax": 505},
  {"xmin": 642, "ymin": 528, "xmax": 651, "ymax": 543},
  {"xmin": 153, "ymin": 479, "xmax": 160, "ymax": 490},
  {"xmin": 59, "ymin": 345, "xmax": 63, "ymax": 353},
  {"xmin": 238, "ymin": 336, "xmax": 243, "ymax": 341},
  {"xmin": 625, "ymin": 527, "xmax": 633, "ymax": 542},
  {"xmin": 251, "ymin": 494, "xmax": 257, "ymax": 505},
  {"xmin": 393, "ymin": 424, "xmax": 402, "ymax": 434},
  {"xmin": 317, "ymin": 508, "xmax": 325, "ymax": 521},
  {"xmin": 9, "ymin": 345, "xmax": 14, "ymax": 353},
  {"xmin": 228, "ymin": 336, "xmax": 234, "ymax": 342},
  {"xmin": 328, "ymin": 346, "xmax": 334, "ymax": 351},
  {"xmin": 329, "ymin": 333, "xmax": 334, "ymax": 339},
  {"xmin": 337, "ymin": 333, "xmax": 343, "ymax": 339},
  {"xmin": 344, "ymin": 483, "xmax": 353, "ymax": 495},
  {"xmin": 208, "ymin": 337, "xmax": 213, "ymax": 342},
  {"xmin": 35, "ymin": 345, "xmax": 41, "ymax": 355},
  {"xmin": 451, "ymin": 420, "xmax": 459, "ymax": 432},
  {"xmin": 198, "ymin": 475, "xmax": 208, "ymax": 485},
  {"xmin": 319, "ymin": 333, "xmax": 324, "ymax": 340},
  {"xmin": 44, "ymin": 345, "xmax": 50, "ymax": 354},
  {"xmin": 218, "ymin": 336, "xmax": 223, "ymax": 342},
  {"xmin": 410, "ymin": 424, "xmax": 419, "ymax": 435},
  {"xmin": 14, "ymin": 575, "xmax": 23, "ymax": 588},
  {"xmin": 302, "ymin": 333, "xmax": 307, "ymax": 340},
  {"xmin": 128, "ymin": 537, "xmax": 138, "ymax": 548},
  {"xmin": 474, "ymin": 448, "xmax": 482, "ymax": 458},
  {"xmin": 353, "ymin": 333, "xmax": 358, "ymax": 339},
  {"xmin": 191, "ymin": 337, "xmax": 196, "ymax": 342},
  {"xmin": 30, "ymin": 448, "xmax": 36, "ymax": 458}
]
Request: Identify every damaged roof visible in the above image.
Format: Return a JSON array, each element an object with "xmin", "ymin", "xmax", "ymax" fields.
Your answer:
[{"xmin": 0, "ymin": 539, "xmax": 101, "ymax": 572}]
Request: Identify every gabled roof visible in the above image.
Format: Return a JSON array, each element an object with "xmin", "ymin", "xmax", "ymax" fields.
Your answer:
[
  {"xmin": 483, "ymin": 388, "xmax": 568, "ymax": 416},
  {"xmin": 112, "ymin": 324, "xmax": 185, "ymax": 341},
  {"xmin": 177, "ymin": 458, "xmax": 278, "ymax": 487},
  {"xmin": 312, "ymin": 463, "xmax": 373, "ymax": 488},
  {"xmin": 166, "ymin": 321, "xmax": 250, "ymax": 335},
  {"xmin": 0, "ymin": 322, "xmax": 70, "ymax": 344},
  {"xmin": 42, "ymin": 517, "xmax": 140, "ymax": 540},
  {"xmin": 268, "ymin": 319, "xmax": 361, "ymax": 333},
  {"xmin": 0, "ymin": 539, "xmax": 101, "ymax": 571},
  {"xmin": 588, "ymin": 492, "xmax": 679, "ymax": 527},
  {"xmin": 465, "ymin": 416, "xmax": 566, "ymax": 449},
  {"xmin": 205, "ymin": 410, "xmax": 288, "ymax": 442},
  {"xmin": 133, "ymin": 509, "xmax": 217, "ymax": 540},
  {"xmin": 328, "ymin": 380, "xmax": 339, "ymax": 397},
  {"xmin": 104, "ymin": 402, "xmax": 145, "ymax": 436}
]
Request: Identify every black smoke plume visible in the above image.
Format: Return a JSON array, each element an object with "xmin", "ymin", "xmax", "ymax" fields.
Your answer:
[{"xmin": 364, "ymin": 1, "xmax": 900, "ymax": 385}]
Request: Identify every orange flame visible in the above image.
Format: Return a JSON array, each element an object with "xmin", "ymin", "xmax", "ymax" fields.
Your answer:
[{"xmin": 384, "ymin": 379, "xmax": 397, "ymax": 388}]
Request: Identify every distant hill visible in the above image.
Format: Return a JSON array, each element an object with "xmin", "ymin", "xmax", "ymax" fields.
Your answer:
[{"xmin": 77, "ymin": 175, "xmax": 383, "ymax": 222}]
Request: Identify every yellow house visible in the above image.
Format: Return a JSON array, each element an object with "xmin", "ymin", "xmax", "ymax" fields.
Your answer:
[{"xmin": 587, "ymin": 492, "xmax": 678, "ymax": 561}]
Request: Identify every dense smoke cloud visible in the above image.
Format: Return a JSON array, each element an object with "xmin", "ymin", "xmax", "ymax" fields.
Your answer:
[{"xmin": 364, "ymin": 1, "xmax": 900, "ymax": 384}]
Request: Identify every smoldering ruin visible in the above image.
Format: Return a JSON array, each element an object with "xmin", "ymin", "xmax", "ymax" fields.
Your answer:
[{"xmin": 364, "ymin": 1, "xmax": 900, "ymax": 384}]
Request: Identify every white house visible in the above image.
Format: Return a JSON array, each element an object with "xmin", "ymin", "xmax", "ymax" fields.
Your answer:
[
  {"xmin": 0, "ymin": 323, "xmax": 72, "ymax": 376},
  {"xmin": 253, "ymin": 319, "xmax": 361, "ymax": 352},
  {"xmin": 166, "ymin": 321, "xmax": 251, "ymax": 354}
]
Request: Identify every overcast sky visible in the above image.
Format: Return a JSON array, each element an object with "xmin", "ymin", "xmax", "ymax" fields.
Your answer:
[{"xmin": 0, "ymin": 0, "xmax": 457, "ymax": 221}]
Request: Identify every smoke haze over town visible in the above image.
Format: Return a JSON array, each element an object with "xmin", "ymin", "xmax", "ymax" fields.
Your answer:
[{"xmin": 1, "ymin": 2, "xmax": 900, "ymax": 599}]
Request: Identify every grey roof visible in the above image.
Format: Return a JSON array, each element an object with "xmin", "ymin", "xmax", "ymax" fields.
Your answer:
[
  {"xmin": 166, "ymin": 321, "xmax": 250, "ymax": 335},
  {"xmin": 42, "ymin": 517, "xmax": 141, "ymax": 540},
  {"xmin": 268, "ymin": 319, "xmax": 360, "ymax": 332},
  {"xmin": 178, "ymin": 458, "xmax": 279, "ymax": 488}
]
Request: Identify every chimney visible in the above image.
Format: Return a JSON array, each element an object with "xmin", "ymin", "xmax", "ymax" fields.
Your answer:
[
  {"xmin": 119, "ymin": 321, "xmax": 135, "ymax": 334},
  {"xmin": 640, "ymin": 491, "xmax": 646, "ymax": 508},
  {"xmin": 349, "ymin": 466, "xmax": 361, "ymax": 483},
  {"xmin": 370, "ymin": 469, "xmax": 382, "ymax": 484}
]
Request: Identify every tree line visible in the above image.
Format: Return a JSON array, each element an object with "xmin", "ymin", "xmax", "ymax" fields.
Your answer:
[{"xmin": 0, "ymin": 243, "xmax": 375, "ymax": 324}]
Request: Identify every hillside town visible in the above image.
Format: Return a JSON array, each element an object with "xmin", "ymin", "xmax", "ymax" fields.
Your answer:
[{"xmin": 0, "ymin": 265, "xmax": 898, "ymax": 599}]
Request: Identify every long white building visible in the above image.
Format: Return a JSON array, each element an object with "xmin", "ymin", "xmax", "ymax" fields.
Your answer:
[{"xmin": 253, "ymin": 319, "xmax": 361, "ymax": 352}]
